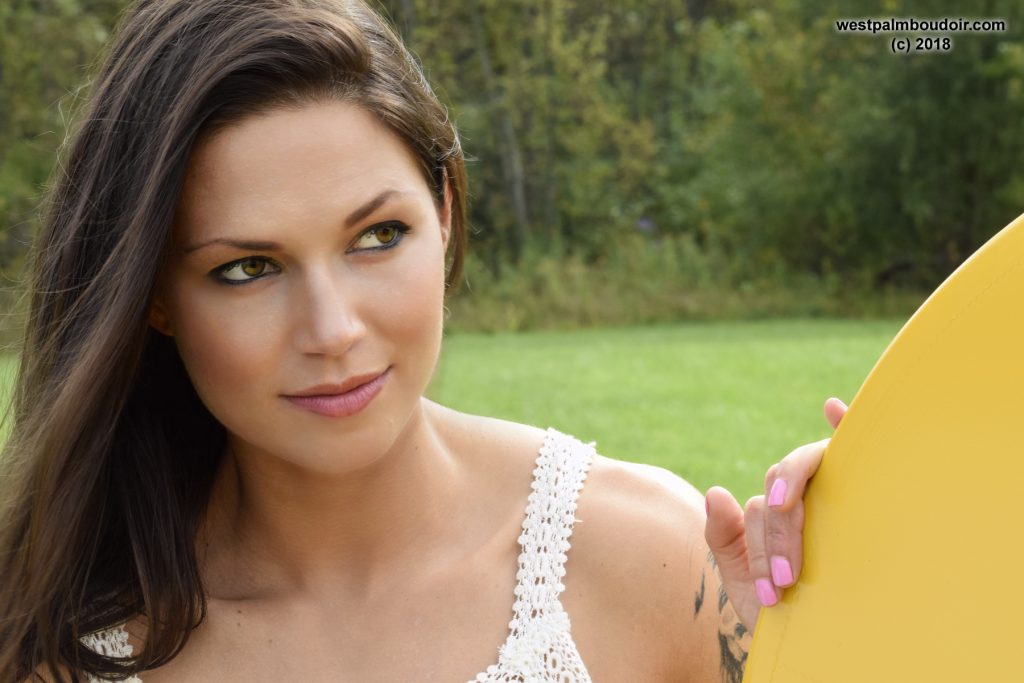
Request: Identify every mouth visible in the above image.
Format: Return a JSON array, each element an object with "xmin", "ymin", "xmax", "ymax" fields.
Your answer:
[
  {"xmin": 281, "ymin": 366, "xmax": 392, "ymax": 418},
  {"xmin": 284, "ymin": 367, "xmax": 391, "ymax": 397}
]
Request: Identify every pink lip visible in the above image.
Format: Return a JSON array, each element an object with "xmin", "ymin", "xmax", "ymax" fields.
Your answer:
[{"xmin": 282, "ymin": 367, "xmax": 390, "ymax": 418}]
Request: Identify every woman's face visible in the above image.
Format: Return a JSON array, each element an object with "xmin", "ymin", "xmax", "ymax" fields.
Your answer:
[{"xmin": 149, "ymin": 101, "xmax": 451, "ymax": 472}]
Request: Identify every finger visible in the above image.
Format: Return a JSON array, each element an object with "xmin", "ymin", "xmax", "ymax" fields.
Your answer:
[
  {"xmin": 765, "ymin": 438, "xmax": 829, "ymax": 513},
  {"xmin": 704, "ymin": 486, "xmax": 748, "ymax": 582},
  {"xmin": 763, "ymin": 493, "xmax": 805, "ymax": 589},
  {"xmin": 742, "ymin": 495, "xmax": 779, "ymax": 607},
  {"xmin": 824, "ymin": 397, "xmax": 848, "ymax": 430}
]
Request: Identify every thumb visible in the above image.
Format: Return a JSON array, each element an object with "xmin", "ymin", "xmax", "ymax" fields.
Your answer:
[
  {"xmin": 824, "ymin": 397, "xmax": 848, "ymax": 430},
  {"xmin": 704, "ymin": 486, "xmax": 748, "ymax": 580}
]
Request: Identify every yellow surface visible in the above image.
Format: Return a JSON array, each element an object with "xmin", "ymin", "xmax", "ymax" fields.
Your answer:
[{"xmin": 744, "ymin": 213, "xmax": 1024, "ymax": 683}]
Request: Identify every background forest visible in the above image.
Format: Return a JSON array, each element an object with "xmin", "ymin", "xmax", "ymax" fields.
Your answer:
[{"xmin": 2, "ymin": 0, "xmax": 1023, "ymax": 339}]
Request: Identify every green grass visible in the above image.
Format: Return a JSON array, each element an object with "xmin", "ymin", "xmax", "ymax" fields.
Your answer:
[
  {"xmin": 0, "ymin": 354, "xmax": 17, "ymax": 446},
  {"xmin": 0, "ymin": 318, "xmax": 905, "ymax": 502},
  {"xmin": 428, "ymin": 318, "xmax": 904, "ymax": 500}
]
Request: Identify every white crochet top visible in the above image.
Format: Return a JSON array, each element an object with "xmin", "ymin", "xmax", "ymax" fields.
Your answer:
[{"xmin": 81, "ymin": 426, "xmax": 596, "ymax": 682}]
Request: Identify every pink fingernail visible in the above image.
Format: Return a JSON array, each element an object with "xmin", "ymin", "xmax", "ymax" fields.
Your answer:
[
  {"xmin": 755, "ymin": 578, "xmax": 778, "ymax": 607},
  {"xmin": 771, "ymin": 556, "xmax": 793, "ymax": 586},
  {"xmin": 768, "ymin": 478, "xmax": 787, "ymax": 507}
]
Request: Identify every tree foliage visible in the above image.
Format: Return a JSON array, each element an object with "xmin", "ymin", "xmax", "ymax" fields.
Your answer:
[{"xmin": 3, "ymin": 0, "xmax": 1022, "ymax": 319}]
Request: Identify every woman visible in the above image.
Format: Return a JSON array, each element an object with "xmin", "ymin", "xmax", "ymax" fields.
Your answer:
[{"xmin": 0, "ymin": 0, "xmax": 845, "ymax": 681}]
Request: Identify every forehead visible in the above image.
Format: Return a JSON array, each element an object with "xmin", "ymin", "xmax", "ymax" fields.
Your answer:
[{"xmin": 175, "ymin": 101, "xmax": 427, "ymax": 235}]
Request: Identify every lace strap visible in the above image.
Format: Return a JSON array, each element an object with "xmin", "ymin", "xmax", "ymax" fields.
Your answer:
[
  {"xmin": 80, "ymin": 623, "xmax": 133, "ymax": 658},
  {"xmin": 80, "ymin": 624, "xmax": 142, "ymax": 683},
  {"xmin": 511, "ymin": 428, "xmax": 594, "ymax": 624}
]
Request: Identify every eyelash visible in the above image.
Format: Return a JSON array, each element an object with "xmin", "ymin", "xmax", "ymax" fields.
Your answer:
[{"xmin": 211, "ymin": 221, "xmax": 412, "ymax": 286}]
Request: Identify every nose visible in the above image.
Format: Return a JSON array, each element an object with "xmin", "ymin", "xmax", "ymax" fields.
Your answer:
[{"xmin": 292, "ymin": 262, "xmax": 366, "ymax": 356}]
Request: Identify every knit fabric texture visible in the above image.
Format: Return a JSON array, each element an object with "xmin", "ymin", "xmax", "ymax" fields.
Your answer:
[{"xmin": 82, "ymin": 426, "xmax": 595, "ymax": 682}]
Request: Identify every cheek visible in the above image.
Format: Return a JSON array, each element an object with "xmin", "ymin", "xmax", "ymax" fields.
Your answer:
[
  {"xmin": 384, "ymin": 240, "xmax": 447, "ymax": 372},
  {"xmin": 399, "ymin": 246, "xmax": 445, "ymax": 313},
  {"xmin": 170, "ymin": 297, "xmax": 278, "ymax": 428}
]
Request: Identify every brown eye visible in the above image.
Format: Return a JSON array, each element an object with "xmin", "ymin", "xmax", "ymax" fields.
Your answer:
[
  {"xmin": 213, "ymin": 256, "xmax": 278, "ymax": 285},
  {"xmin": 240, "ymin": 258, "xmax": 266, "ymax": 277},
  {"xmin": 351, "ymin": 222, "xmax": 411, "ymax": 252},
  {"xmin": 376, "ymin": 225, "xmax": 397, "ymax": 245}
]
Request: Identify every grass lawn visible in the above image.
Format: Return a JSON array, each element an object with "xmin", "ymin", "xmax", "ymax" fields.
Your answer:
[
  {"xmin": 428, "ymin": 318, "xmax": 905, "ymax": 500},
  {"xmin": 0, "ymin": 318, "xmax": 905, "ymax": 501},
  {"xmin": 0, "ymin": 354, "xmax": 17, "ymax": 444}
]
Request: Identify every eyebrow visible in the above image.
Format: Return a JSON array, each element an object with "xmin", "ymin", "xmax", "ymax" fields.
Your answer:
[{"xmin": 180, "ymin": 188, "xmax": 406, "ymax": 254}]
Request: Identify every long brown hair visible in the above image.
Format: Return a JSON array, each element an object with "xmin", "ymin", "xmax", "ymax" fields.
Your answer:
[{"xmin": 0, "ymin": 1, "xmax": 468, "ymax": 679}]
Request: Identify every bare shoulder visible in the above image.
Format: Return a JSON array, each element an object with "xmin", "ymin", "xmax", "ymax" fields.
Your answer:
[
  {"xmin": 568, "ymin": 452, "xmax": 748, "ymax": 683},
  {"xmin": 569, "ymin": 452, "xmax": 706, "ymax": 612},
  {"xmin": 579, "ymin": 453, "xmax": 707, "ymax": 532},
  {"xmin": 421, "ymin": 404, "xmax": 750, "ymax": 680}
]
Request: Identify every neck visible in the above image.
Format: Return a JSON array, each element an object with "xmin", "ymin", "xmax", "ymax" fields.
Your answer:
[{"xmin": 196, "ymin": 398, "xmax": 469, "ymax": 604}]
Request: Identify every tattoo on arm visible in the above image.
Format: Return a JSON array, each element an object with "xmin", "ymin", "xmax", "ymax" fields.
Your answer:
[
  {"xmin": 703, "ymin": 548, "xmax": 751, "ymax": 683},
  {"xmin": 717, "ymin": 626, "xmax": 748, "ymax": 683},
  {"xmin": 694, "ymin": 570, "xmax": 706, "ymax": 617}
]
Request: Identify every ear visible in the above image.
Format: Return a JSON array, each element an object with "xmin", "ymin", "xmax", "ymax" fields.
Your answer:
[
  {"xmin": 439, "ymin": 169, "xmax": 452, "ymax": 253},
  {"xmin": 147, "ymin": 296, "xmax": 174, "ymax": 337}
]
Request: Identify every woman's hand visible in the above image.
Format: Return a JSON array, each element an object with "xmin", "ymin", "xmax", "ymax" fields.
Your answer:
[{"xmin": 703, "ymin": 397, "xmax": 848, "ymax": 633}]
